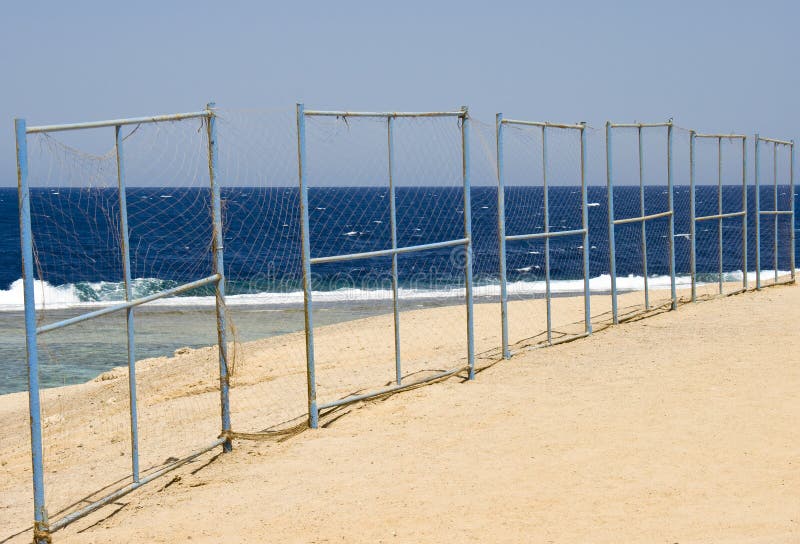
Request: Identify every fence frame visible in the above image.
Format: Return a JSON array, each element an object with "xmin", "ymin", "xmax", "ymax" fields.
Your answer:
[
  {"xmin": 15, "ymin": 104, "xmax": 231, "ymax": 543},
  {"xmin": 689, "ymin": 132, "xmax": 748, "ymax": 300},
  {"xmin": 605, "ymin": 121, "xmax": 677, "ymax": 324},
  {"xmin": 10, "ymin": 104, "xmax": 799, "ymax": 542},
  {"xmin": 754, "ymin": 135, "xmax": 796, "ymax": 288},
  {"xmin": 296, "ymin": 104, "xmax": 475, "ymax": 429},
  {"xmin": 495, "ymin": 115, "xmax": 591, "ymax": 358}
]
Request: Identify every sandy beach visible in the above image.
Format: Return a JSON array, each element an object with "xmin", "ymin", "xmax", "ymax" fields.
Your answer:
[{"xmin": 1, "ymin": 279, "xmax": 798, "ymax": 543}]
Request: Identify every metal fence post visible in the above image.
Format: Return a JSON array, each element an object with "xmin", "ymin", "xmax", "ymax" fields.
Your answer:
[
  {"xmin": 791, "ymin": 140, "xmax": 796, "ymax": 282},
  {"xmin": 689, "ymin": 131, "xmax": 697, "ymax": 302},
  {"xmin": 496, "ymin": 113, "xmax": 510, "ymax": 358},
  {"xmin": 387, "ymin": 116, "xmax": 402, "ymax": 384},
  {"xmin": 667, "ymin": 123, "xmax": 677, "ymax": 309},
  {"xmin": 206, "ymin": 103, "xmax": 232, "ymax": 451},
  {"xmin": 114, "ymin": 125, "xmax": 140, "ymax": 480},
  {"xmin": 580, "ymin": 124, "xmax": 592, "ymax": 334},
  {"xmin": 742, "ymin": 137, "xmax": 748, "ymax": 290},
  {"xmin": 638, "ymin": 126, "xmax": 649, "ymax": 309},
  {"xmin": 755, "ymin": 135, "xmax": 761, "ymax": 289},
  {"xmin": 461, "ymin": 107, "xmax": 475, "ymax": 379},
  {"xmin": 605, "ymin": 122, "xmax": 619, "ymax": 324},
  {"xmin": 16, "ymin": 118, "xmax": 50, "ymax": 543},
  {"xmin": 773, "ymin": 142, "xmax": 779, "ymax": 284},
  {"xmin": 717, "ymin": 137, "xmax": 724, "ymax": 293},
  {"xmin": 297, "ymin": 103, "xmax": 319, "ymax": 427},
  {"xmin": 542, "ymin": 126, "xmax": 552, "ymax": 343}
]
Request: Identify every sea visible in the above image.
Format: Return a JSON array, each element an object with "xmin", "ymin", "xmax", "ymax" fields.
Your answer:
[{"xmin": 0, "ymin": 185, "xmax": 796, "ymax": 394}]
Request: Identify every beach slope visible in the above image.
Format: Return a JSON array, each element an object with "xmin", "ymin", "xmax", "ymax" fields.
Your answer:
[{"xmin": 3, "ymin": 284, "xmax": 799, "ymax": 543}]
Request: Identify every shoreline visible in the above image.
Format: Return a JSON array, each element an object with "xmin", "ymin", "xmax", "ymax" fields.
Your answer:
[{"xmin": 2, "ymin": 271, "xmax": 788, "ymax": 395}]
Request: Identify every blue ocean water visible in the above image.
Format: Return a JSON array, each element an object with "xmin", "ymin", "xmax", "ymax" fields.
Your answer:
[
  {"xmin": 0, "ymin": 185, "xmax": 796, "ymax": 394},
  {"xmin": 0, "ymin": 186, "xmax": 796, "ymax": 295}
]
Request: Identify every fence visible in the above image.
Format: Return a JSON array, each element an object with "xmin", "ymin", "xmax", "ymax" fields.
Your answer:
[
  {"xmin": 13, "ymin": 107, "xmax": 232, "ymax": 542},
  {"xmin": 296, "ymin": 105, "xmax": 475, "ymax": 428},
  {"xmin": 606, "ymin": 122, "xmax": 677, "ymax": 324},
  {"xmin": 689, "ymin": 132, "xmax": 748, "ymax": 300},
  {"xmin": 495, "ymin": 115, "xmax": 590, "ymax": 358},
  {"xmin": 754, "ymin": 135, "xmax": 795, "ymax": 287},
  {"xmin": 7, "ymin": 104, "xmax": 797, "ymax": 543}
]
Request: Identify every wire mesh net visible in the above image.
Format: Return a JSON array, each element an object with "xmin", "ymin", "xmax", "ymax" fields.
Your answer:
[
  {"xmin": 22, "ymin": 116, "xmax": 222, "ymax": 518},
  {"xmin": 607, "ymin": 124, "xmax": 676, "ymax": 317},
  {"xmin": 691, "ymin": 134, "xmax": 748, "ymax": 298},
  {"xmin": 301, "ymin": 112, "xmax": 470, "ymax": 406},
  {"xmin": 495, "ymin": 121, "xmax": 588, "ymax": 350},
  {"xmin": 4, "ymin": 107, "xmax": 798, "ymax": 537},
  {"xmin": 755, "ymin": 139, "xmax": 794, "ymax": 286},
  {"xmin": 211, "ymin": 108, "xmax": 309, "ymax": 434}
]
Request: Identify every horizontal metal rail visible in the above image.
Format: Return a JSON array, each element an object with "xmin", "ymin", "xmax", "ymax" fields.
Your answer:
[
  {"xmin": 309, "ymin": 238, "xmax": 468, "ymax": 265},
  {"xmin": 505, "ymin": 227, "xmax": 587, "ymax": 242},
  {"xmin": 757, "ymin": 136, "xmax": 793, "ymax": 146},
  {"xmin": 26, "ymin": 111, "xmax": 211, "ymax": 134},
  {"xmin": 501, "ymin": 119, "xmax": 585, "ymax": 130},
  {"xmin": 613, "ymin": 210, "xmax": 673, "ymax": 225},
  {"xmin": 694, "ymin": 133, "xmax": 746, "ymax": 139},
  {"xmin": 758, "ymin": 209, "xmax": 793, "ymax": 215},
  {"xmin": 304, "ymin": 110, "xmax": 465, "ymax": 118},
  {"xmin": 608, "ymin": 122, "xmax": 672, "ymax": 128},
  {"xmin": 49, "ymin": 437, "xmax": 225, "ymax": 532},
  {"xmin": 695, "ymin": 210, "xmax": 747, "ymax": 222},
  {"xmin": 36, "ymin": 274, "xmax": 221, "ymax": 334},
  {"xmin": 318, "ymin": 366, "xmax": 463, "ymax": 411}
]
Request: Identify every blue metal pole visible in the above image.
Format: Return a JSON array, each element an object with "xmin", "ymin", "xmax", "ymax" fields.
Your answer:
[
  {"xmin": 297, "ymin": 104, "xmax": 319, "ymax": 426},
  {"xmin": 114, "ymin": 125, "xmax": 140, "ymax": 481},
  {"xmin": 580, "ymin": 125, "xmax": 592, "ymax": 334},
  {"xmin": 206, "ymin": 103, "xmax": 232, "ymax": 451},
  {"xmin": 667, "ymin": 124, "xmax": 677, "ymax": 310},
  {"xmin": 773, "ymin": 142, "xmax": 779, "ymax": 284},
  {"xmin": 542, "ymin": 126, "xmax": 552, "ymax": 343},
  {"xmin": 755, "ymin": 136, "xmax": 762, "ymax": 289},
  {"xmin": 388, "ymin": 116, "xmax": 402, "ymax": 384},
  {"xmin": 718, "ymin": 137, "xmax": 724, "ymax": 294},
  {"xmin": 605, "ymin": 122, "xmax": 619, "ymax": 324},
  {"xmin": 742, "ymin": 138, "xmax": 748, "ymax": 290},
  {"xmin": 690, "ymin": 131, "xmax": 697, "ymax": 302},
  {"xmin": 496, "ymin": 114, "xmax": 510, "ymax": 358},
  {"xmin": 638, "ymin": 126, "xmax": 649, "ymax": 309},
  {"xmin": 16, "ymin": 118, "xmax": 50, "ymax": 542},
  {"xmin": 461, "ymin": 107, "xmax": 475, "ymax": 379},
  {"xmin": 790, "ymin": 140, "xmax": 795, "ymax": 282}
]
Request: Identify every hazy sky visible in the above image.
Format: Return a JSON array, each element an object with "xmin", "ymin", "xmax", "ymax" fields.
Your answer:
[{"xmin": 1, "ymin": 0, "xmax": 797, "ymax": 183}]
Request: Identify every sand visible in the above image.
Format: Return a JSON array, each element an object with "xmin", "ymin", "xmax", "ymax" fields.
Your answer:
[{"xmin": 1, "ymin": 280, "xmax": 798, "ymax": 543}]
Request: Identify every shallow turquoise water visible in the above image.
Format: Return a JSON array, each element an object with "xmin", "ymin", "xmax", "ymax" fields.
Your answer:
[{"xmin": 0, "ymin": 301, "xmax": 402, "ymax": 395}]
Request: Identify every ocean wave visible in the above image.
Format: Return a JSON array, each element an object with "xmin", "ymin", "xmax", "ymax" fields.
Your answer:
[
  {"xmin": 1, "ymin": 270, "xmax": 794, "ymax": 311},
  {"xmin": 0, "ymin": 278, "xmax": 184, "ymax": 310}
]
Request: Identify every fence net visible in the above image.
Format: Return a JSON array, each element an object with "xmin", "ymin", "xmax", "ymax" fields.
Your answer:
[
  {"xmin": 4, "ymin": 107, "xmax": 798, "ymax": 538},
  {"xmin": 756, "ymin": 139, "xmax": 794, "ymax": 286},
  {"xmin": 211, "ymin": 108, "xmax": 309, "ymax": 434},
  {"xmin": 22, "ymin": 117, "xmax": 221, "ymax": 518},
  {"xmin": 300, "ymin": 112, "xmax": 470, "ymax": 408},
  {"xmin": 495, "ymin": 121, "xmax": 588, "ymax": 350},
  {"xmin": 691, "ymin": 135, "xmax": 748, "ymax": 299},
  {"xmin": 607, "ymin": 124, "xmax": 677, "ymax": 318}
]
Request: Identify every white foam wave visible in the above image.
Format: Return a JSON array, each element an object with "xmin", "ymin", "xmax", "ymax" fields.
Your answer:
[
  {"xmin": 0, "ymin": 279, "xmax": 83, "ymax": 310},
  {"xmin": 0, "ymin": 270, "xmax": 795, "ymax": 311}
]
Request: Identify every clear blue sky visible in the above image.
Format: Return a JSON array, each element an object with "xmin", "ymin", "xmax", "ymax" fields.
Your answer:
[{"xmin": 1, "ymin": 0, "xmax": 797, "ymax": 183}]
